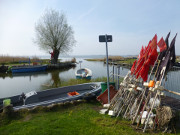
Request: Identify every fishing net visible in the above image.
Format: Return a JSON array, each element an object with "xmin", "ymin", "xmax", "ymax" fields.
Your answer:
[{"xmin": 156, "ymin": 106, "xmax": 175, "ymax": 132}]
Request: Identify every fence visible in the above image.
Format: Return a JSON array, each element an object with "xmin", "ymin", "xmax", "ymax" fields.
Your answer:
[{"xmin": 110, "ymin": 64, "xmax": 180, "ymax": 100}]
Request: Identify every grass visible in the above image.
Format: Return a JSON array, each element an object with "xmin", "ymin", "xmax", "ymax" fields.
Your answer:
[
  {"xmin": 85, "ymin": 56, "xmax": 125, "ymax": 62},
  {"xmin": 59, "ymin": 77, "xmax": 108, "ymax": 87},
  {"xmin": 0, "ymin": 55, "xmax": 76, "ymax": 66},
  {"xmin": 85, "ymin": 58, "xmax": 104, "ymax": 61},
  {"xmin": 116, "ymin": 58, "xmax": 136, "ymax": 65},
  {"xmin": 85, "ymin": 56, "xmax": 136, "ymax": 66},
  {"xmin": 0, "ymin": 77, "xmax": 177, "ymax": 135},
  {"xmin": 0, "ymin": 100, "xmax": 170, "ymax": 135},
  {"xmin": 42, "ymin": 77, "xmax": 115, "ymax": 89}
]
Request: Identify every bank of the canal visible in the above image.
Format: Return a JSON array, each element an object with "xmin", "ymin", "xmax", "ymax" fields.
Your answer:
[
  {"xmin": 0, "ymin": 99, "xmax": 173, "ymax": 135},
  {"xmin": 0, "ymin": 62, "xmax": 76, "ymax": 73}
]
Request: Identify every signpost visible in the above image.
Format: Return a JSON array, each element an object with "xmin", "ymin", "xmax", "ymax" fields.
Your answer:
[
  {"xmin": 79, "ymin": 61, "xmax": 82, "ymax": 69},
  {"xmin": 99, "ymin": 34, "xmax": 112, "ymax": 103}
]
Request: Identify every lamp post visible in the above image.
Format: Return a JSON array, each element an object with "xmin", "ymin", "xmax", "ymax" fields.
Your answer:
[{"xmin": 99, "ymin": 34, "xmax": 112, "ymax": 103}]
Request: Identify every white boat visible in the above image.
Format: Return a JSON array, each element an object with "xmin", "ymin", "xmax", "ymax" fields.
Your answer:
[{"xmin": 75, "ymin": 68, "xmax": 92, "ymax": 79}]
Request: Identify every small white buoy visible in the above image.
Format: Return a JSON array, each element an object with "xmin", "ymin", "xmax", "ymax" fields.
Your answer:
[
  {"xmin": 108, "ymin": 110, "xmax": 115, "ymax": 116},
  {"xmin": 99, "ymin": 109, "xmax": 108, "ymax": 114},
  {"xmin": 103, "ymin": 104, "xmax": 110, "ymax": 108}
]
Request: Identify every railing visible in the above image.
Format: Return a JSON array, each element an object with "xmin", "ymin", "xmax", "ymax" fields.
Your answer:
[
  {"xmin": 163, "ymin": 66, "xmax": 180, "ymax": 99},
  {"xmin": 110, "ymin": 64, "xmax": 180, "ymax": 101}
]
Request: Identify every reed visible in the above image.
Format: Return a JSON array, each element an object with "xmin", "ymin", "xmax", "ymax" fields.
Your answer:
[
  {"xmin": 0, "ymin": 55, "xmax": 40, "ymax": 64},
  {"xmin": 85, "ymin": 56, "xmax": 137, "ymax": 63},
  {"xmin": 107, "ymin": 56, "xmax": 125, "ymax": 61}
]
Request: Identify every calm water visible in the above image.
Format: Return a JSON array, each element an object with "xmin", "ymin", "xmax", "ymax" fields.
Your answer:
[
  {"xmin": 1, "ymin": 57, "xmax": 180, "ymax": 100},
  {"xmin": 0, "ymin": 57, "xmax": 129, "ymax": 98}
]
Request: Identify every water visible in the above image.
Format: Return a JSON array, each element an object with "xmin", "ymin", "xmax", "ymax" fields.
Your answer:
[
  {"xmin": 0, "ymin": 57, "xmax": 129, "ymax": 98},
  {"xmin": 164, "ymin": 68, "xmax": 180, "ymax": 99},
  {"xmin": 1, "ymin": 56, "xmax": 180, "ymax": 100}
]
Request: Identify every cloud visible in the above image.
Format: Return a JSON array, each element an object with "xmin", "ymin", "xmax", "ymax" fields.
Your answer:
[{"xmin": 73, "ymin": 6, "xmax": 96, "ymax": 25}]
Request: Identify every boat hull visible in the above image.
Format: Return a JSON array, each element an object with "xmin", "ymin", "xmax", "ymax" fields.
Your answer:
[
  {"xmin": 75, "ymin": 68, "xmax": 92, "ymax": 80},
  {"xmin": 0, "ymin": 82, "xmax": 102, "ymax": 110},
  {"xmin": 11, "ymin": 65, "xmax": 47, "ymax": 73},
  {"xmin": 76, "ymin": 75, "xmax": 92, "ymax": 80}
]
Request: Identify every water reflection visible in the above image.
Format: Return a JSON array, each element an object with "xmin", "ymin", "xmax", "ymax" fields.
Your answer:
[
  {"xmin": 0, "ymin": 59, "xmax": 129, "ymax": 98},
  {"xmin": 40, "ymin": 67, "xmax": 75, "ymax": 89},
  {"xmin": 51, "ymin": 70, "xmax": 61, "ymax": 87}
]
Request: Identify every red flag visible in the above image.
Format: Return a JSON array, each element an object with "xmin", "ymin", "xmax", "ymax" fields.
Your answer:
[
  {"xmin": 157, "ymin": 37, "xmax": 167, "ymax": 52},
  {"xmin": 146, "ymin": 48, "xmax": 158, "ymax": 66},
  {"xmin": 140, "ymin": 61, "xmax": 150, "ymax": 82},
  {"xmin": 149, "ymin": 34, "xmax": 157, "ymax": 49},
  {"xmin": 133, "ymin": 34, "xmax": 158, "ymax": 79},
  {"xmin": 131, "ymin": 60, "xmax": 137, "ymax": 75},
  {"xmin": 135, "ymin": 43, "xmax": 150, "ymax": 77},
  {"xmin": 139, "ymin": 48, "xmax": 158, "ymax": 81},
  {"xmin": 135, "ymin": 57, "xmax": 145, "ymax": 78},
  {"xmin": 140, "ymin": 46, "xmax": 144, "ymax": 58}
]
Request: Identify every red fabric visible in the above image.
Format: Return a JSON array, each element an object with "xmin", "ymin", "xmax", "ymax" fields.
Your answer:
[
  {"xmin": 135, "ymin": 43, "xmax": 150, "ymax": 78},
  {"xmin": 146, "ymin": 48, "xmax": 158, "ymax": 66},
  {"xmin": 149, "ymin": 34, "xmax": 157, "ymax": 50},
  {"xmin": 143, "ymin": 41, "xmax": 152, "ymax": 60},
  {"xmin": 140, "ymin": 61, "xmax": 150, "ymax": 81},
  {"xmin": 132, "ymin": 35, "xmax": 158, "ymax": 80},
  {"xmin": 139, "ymin": 46, "xmax": 145, "ymax": 58},
  {"xmin": 50, "ymin": 51, "xmax": 54, "ymax": 58},
  {"xmin": 158, "ymin": 37, "xmax": 167, "ymax": 52},
  {"xmin": 135, "ymin": 57, "xmax": 145, "ymax": 78},
  {"xmin": 131, "ymin": 60, "xmax": 137, "ymax": 75},
  {"xmin": 139, "ymin": 48, "xmax": 158, "ymax": 81}
]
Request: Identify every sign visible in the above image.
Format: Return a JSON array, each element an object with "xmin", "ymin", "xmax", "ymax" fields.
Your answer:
[
  {"xmin": 98, "ymin": 34, "xmax": 112, "ymax": 103},
  {"xmin": 99, "ymin": 35, "xmax": 112, "ymax": 42}
]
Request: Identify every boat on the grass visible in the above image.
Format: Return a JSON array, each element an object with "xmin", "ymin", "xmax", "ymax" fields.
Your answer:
[
  {"xmin": 75, "ymin": 68, "xmax": 92, "ymax": 79},
  {"xmin": 0, "ymin": 82, "xmax": 102, "ymax": 111},
  {"xmin": 11, "ymin": 65, "xmax": 47, "ymax": 73}
]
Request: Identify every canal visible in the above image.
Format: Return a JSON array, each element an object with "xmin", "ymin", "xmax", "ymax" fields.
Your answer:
[
  {"xmin": 1, "ymin": 56, "xmax": 180, "ymax": 100},
  {"xmin": 0, "ymin": 57, "xmax": 129, "ymax": 98}
]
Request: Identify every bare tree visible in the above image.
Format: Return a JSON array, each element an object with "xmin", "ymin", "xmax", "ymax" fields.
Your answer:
[{"xmin": 34, "ymin": 9, "xmax": 75, "ymax": 64}]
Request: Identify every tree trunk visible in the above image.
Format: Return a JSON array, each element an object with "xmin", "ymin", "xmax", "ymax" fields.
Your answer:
[{"xmin": 53, "ymin": 49, "xmax": 60, "ymax": 64}]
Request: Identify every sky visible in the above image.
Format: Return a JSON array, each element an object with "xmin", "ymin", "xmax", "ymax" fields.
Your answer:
[{"xmin": 0, "ymin": 0, "xmax": 180, "ymax": 57}]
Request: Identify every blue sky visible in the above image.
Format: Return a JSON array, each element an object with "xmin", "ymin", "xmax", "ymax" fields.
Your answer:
[{"xmin": 0, "ymin": 0, "xmax": 180, "ymax": 56}]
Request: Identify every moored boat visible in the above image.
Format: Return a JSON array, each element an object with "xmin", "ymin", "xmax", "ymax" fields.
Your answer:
[
  {"xmin": 75, "ymin": 68, "xmax": 92, "ymax": 79},
  {"xmin": 11, "ymin": 65, "xmax": 47, "ymax": 73},
  {"xmin": 0, "ymin": 82, "xmax": 102, "ymax": 110}
]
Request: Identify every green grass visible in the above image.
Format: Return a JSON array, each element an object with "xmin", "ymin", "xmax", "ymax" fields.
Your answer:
[
  {"xmin": 85, "ymin": 59, "xmax": 104, "ymax": 61},
  {"xmin": 0, "ymin": 101, "xmax": 170, "ymax": 135},
  {"xmin": 0, "ymin": 58, "xmax": 65, "ymax": 66},
  {"xmin": 50, "ymin": 77, "xmax": 109, "ymax": 88},
  {"xmin": 51, "ymin": 77, "xmax": 123, "ymax": 88},
  {"xmin": 116, "ymin": 59, "xmax": 136, "ymax": 65},
  {"xmin": 85, "ymin": 58, "xmax": 136, "ymax": 66}
]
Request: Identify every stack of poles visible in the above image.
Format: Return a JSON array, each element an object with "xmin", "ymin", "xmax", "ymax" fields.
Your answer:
[{"xmin": 108, "ymin": 34, "xmax": 174, "ymax": 132}]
